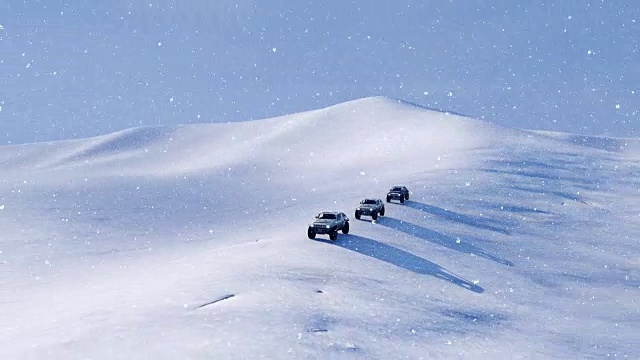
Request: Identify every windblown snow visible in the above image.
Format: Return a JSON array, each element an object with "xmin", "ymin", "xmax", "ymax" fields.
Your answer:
[{"xmin": 1, "ymin": 97, "xmax": 638, "ymax": 359}]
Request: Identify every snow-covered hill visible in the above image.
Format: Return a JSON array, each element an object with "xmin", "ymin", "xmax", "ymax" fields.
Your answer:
[{"xmin": 1, "ymin": 97, "xmax": 638, "ymax": 359}]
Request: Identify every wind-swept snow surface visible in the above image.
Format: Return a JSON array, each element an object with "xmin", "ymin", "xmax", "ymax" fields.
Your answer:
[{"xmin": 1, "ymin": 97, "xmax": 638, "ymax": 359}]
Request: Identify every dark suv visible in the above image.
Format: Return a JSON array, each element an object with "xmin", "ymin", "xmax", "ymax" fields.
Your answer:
[
  {"xmin": 355, "ymin": 198, "xmax": 385, "ymax": 220},
  {"xmin": 386, "ymin": 186, "xmax": 409, "ymax": 203},
  {"xmin": 308, "ymin": 212, "xmax": 350, "ymax": 240}
]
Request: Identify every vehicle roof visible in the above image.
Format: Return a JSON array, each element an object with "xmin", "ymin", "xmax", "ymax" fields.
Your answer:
[{"xmin": 319, "ymin": 211, "xmax": 341, "ymax": 215}]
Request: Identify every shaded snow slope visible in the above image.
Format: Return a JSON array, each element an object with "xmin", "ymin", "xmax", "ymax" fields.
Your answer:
[
  {"xmin": 534, "ymin": 129, "xmax": 640, "ymax": 157},
  {"xmin": 1, "ymin": 97, "xmax": 638, "ymax": 359}
]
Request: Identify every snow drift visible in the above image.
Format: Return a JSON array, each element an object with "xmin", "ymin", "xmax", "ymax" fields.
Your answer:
[{"xmin": 0, "ymin": 97, "xmax": 638, "ymax": 359}]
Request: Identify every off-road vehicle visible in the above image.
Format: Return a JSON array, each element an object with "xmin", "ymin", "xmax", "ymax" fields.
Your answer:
[
  {"xmin": 386, "ymin": 185, "xmax": 409, "ymax": 203},
  {"xmin": 355, "ymin": 198, "xmax": 385, "ymax": 220},
  {"xmin": 307, "ymin": 212, "xmax": 350, "ymax": 240}
]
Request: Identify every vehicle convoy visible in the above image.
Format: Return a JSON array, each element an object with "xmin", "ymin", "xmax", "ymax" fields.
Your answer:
[
  {"xmin": 308, "ymin": 212, "xmax": 350, "ymax": 240},
  {"xmin": 355, "ymin": 198, "xmax": 385, "ymax": 220},
  {"xmin": 386, "ymin": 185, "xmax": 410, "ymax": 203}
]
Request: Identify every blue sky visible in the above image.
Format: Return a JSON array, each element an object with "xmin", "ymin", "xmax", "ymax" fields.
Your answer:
[{"xmin": 0, "ymin": 0, "xmax": 637, "ymax": 144}]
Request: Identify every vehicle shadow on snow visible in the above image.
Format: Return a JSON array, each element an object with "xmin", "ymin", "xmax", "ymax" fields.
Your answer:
[
  {"xmin": 333, "ymin": 234, "xmax": 484, "ymax": 293},
  {"xmin": 404, "ymin": 200, "xmax": 512, "ymax": 235},
  {"xmin": 377, "ymin": 217, "xmax": 514, "ymax": 267}
]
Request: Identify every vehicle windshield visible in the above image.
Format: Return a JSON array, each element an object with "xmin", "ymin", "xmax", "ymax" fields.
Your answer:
[
  {"xmin": 362, "ymin": 199, "xmax": 377, "ymax": 204},
  {"xmin": 391, "ymin": 187, "xmax": 403, "ymax": 191},
  {"xmin": 319, "ymin": 213, "xmax": 336, "ymax": 219}
]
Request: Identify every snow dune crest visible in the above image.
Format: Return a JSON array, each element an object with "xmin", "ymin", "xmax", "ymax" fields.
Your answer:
[{"xmin": 2, "ymin": 96, "xmax": 546, "ymax": 178}]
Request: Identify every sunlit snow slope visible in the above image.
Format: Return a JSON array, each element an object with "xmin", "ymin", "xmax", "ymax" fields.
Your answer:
[{"xmin": 1, "ymin": 97, "xmax": 638, "ymax": 359}]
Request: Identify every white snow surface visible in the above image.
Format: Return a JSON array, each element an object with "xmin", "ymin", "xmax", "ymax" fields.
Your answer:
[{"xmin": 0, "ymin": 97, "xmax": 638, "ymax": 359}]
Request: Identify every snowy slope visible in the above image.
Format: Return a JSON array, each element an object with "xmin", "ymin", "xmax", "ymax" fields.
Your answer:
[{"xmin": 0, "ymin": 97, "xmax": 638, "ymax": 359}]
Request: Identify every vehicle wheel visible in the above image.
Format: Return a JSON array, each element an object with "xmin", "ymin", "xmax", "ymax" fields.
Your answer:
[
  {"xmin": 329, "ymin": 231, "xmax": 338, "ymax": 241},
  {"xmin": 380, "ymin": 207, "xmax": 385, "ymax": 216},
  {"xmin": 355, "ymin": 210, "xmax": 361, "ymax": 220},
  {"xmin": 307, "ymin": 227, "xmax": 316, "ymax": 239},
  {"xmin": 405, "ymin": 193, "xmax": 409, "ymax": 200},
  {"xmin": 400, "ymin": 197, "xmax": 405, "ymax": 204},
  {"xmin": 372, "ymin": 212, "xmax": 378, "ymax": 220},
  {"xmin": 342, "ymin": 221, "xmax": 349, "ymax": 234},
  {"xmin": 386, "ymin": 195, "xmax": 391, "ymax": 203}
]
